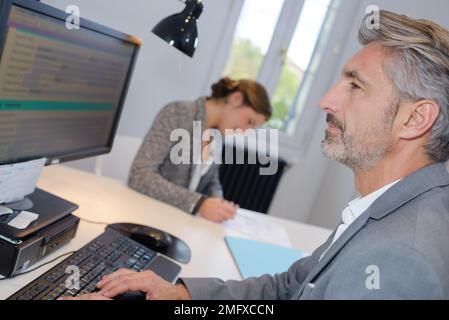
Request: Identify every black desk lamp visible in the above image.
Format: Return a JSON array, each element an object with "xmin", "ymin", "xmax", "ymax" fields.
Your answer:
[{"xmin": 152, "ymin": 0, "xmax": 203, "ymax": 57}]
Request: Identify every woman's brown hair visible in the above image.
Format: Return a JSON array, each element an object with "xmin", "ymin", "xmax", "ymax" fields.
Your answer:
[{"xmin": 209, "ymin": 77, "xmax": 272, "ymax": 119}]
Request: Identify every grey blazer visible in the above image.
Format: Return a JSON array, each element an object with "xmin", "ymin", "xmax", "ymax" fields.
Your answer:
[
  {"xmin": 182, "ymin": 162, "xmax": 449, "ymax": 299},
  {"xmin": 128, "ymin": 97, "xmax": 223, "ymax": 214}
]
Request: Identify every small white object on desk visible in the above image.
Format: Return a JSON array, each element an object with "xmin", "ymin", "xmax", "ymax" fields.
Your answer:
[{"xmin": 7, "ymin": 211, "xmax": 39, "ymax": 229}]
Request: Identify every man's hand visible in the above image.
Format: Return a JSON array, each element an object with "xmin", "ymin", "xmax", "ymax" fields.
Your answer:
[
  {"xmin": 58, "ymin": 269, "xmax": 191, "ymax": 300},
  {"xmin": 198, "ymin": 197, "xmax": 238, "ymax": 222},
  {"xmin": 97, "ymin": 269, "xmax": 190, "ymax": 300}
]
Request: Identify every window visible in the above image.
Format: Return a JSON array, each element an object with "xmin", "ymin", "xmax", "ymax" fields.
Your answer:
[
  {"xmin": 223, "ymin": 0, "xmax": 340, "ymax": 134},
  {"xmin": 223, "ymin": 0, "xmax": 285, "ymax": 80}
]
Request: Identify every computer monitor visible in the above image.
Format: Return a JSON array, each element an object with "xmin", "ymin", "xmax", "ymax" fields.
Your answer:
[{"xmin": 0, "ymin": 0, "xmax": 141, "ymax": 166}]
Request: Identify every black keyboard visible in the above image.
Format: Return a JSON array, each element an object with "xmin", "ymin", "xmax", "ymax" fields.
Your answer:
[{"xmin": 7, "ymin": 228, "xmax": 181, "ymax": 300}]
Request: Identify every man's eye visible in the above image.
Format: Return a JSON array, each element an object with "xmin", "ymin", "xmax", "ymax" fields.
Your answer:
[{"xmin": 350, "ymin": 82, "xmax": 361, "ymax": 90}]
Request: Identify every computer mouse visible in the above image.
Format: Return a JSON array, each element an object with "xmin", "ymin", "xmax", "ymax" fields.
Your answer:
[
  {"xmin": 130, "ymin": 228, "xmax": 173, "ymax": 250},
  {"xmin": 106, "ymin": 223, "xmax": 191, "ymax": 263},
  {"xmin": 107, "ymin": 223, "xmax": 173, "ymax": 251}
]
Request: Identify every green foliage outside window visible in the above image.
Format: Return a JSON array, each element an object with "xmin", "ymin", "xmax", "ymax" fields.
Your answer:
[{"xmin": 224, "ymin": 38, "xmax": 303, "ymax": 131}]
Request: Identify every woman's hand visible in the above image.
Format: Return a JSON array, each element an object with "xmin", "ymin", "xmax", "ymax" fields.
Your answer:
[
  {"xmin": 59, "ymin": 269, "xmax": 190, "ymax": 300},
  {"xmin": 198, "ymin": 197, "xmax": 238, "ymax": 222}
]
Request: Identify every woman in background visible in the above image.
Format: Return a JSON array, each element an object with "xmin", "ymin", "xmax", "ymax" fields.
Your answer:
[{"xmin": 128, "ymin": 77, "xmax": 271, "ymax": 222}]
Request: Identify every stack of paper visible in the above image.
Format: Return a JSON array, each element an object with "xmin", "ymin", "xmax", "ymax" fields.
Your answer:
[{"xmin": 222, "ymin": 208, "xmax": 292, "ymax": 247}]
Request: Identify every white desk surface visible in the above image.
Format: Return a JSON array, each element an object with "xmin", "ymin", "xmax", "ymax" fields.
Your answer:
[{"xmin": 0, "ymin": 165, "xmax": 332, "ymax": 299}]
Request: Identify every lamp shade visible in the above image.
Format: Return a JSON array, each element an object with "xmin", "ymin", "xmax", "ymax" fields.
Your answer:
[{"xmin": 152, "ymin": 0, "xmax": 203, "ymax": 57}]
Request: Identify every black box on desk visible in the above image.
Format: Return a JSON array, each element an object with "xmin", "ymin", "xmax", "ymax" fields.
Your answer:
[{"xmin": 0, "ymin": 189, "xmax": 80, "ymax": 277}]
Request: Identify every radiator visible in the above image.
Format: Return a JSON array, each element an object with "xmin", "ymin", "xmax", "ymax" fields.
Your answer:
[{"xmin": 219, "ymin": 145, "xmax": 288, "ymax": 214}]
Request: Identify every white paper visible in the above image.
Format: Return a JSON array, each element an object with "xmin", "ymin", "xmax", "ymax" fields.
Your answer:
[
  {"xmin": 0, "ymin": 158, "xmax": 46, "ymax": 204},
  {"xmin": 7, "ymin": 210, "xmax": 39, "ymax": 229},
  {"xmin": 222, "ymin": 209, "xmax": 292, "ymax": 247}
]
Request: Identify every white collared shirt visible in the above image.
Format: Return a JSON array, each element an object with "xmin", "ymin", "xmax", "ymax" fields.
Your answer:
[
  {"xmin": 319, "ymin": 178, "xmax": 402, "ymax": 261},
  {"xmin": 188, "ymin": 139, "xmax": 216, "ymax": 192},
  {"xmin": 188, "ymin": 161, "xmax": 213, "ymax": 192}
]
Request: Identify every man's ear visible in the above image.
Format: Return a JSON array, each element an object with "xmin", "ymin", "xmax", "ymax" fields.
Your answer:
[
  {"xmin": 399, "ymin": 100, "xmax": 440, "ymax": 140},
  {"xmin": 226, "ymin": 91, "xmax": 244, "ymax": 108}
]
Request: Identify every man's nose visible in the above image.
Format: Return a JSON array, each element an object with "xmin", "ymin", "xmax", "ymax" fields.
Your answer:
[{"xmin": 319, "ymin": 83, "xmax": 342, "ymax": 114}]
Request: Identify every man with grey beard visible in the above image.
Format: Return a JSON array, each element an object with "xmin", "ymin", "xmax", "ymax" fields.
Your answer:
[{"xmin": 64, "ymin": 10, "xmax": 449, "ymax": 300}]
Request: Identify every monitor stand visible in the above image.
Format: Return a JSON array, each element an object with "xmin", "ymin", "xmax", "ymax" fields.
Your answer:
[
  {"xmin": 0, "ymin": 157, "xmax": 46, "ymax": 212},
  {"xmin": 2, "ymin": 197, "xmax": 34, "ymax": 211}
]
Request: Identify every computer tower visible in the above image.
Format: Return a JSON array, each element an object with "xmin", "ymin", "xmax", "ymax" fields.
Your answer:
[{"xmin": 0, "ymin": 214, "xmax": 80, "ymax": 277}]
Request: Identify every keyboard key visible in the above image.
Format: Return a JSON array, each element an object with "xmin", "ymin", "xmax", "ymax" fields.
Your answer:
[{"xmin": 125, "ymin": 258, "xmax": 137, "ymax": 266}]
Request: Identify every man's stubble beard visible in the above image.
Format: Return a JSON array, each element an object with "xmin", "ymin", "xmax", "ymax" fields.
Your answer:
[{"xmin": 321, "ymin": 106, "xmax": 397, "ymax": 173}]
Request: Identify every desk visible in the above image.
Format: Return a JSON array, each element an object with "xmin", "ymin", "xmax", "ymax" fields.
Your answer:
[{"xmin": 0, "ymin": 165, "xmax": 332, "ymax": 299}]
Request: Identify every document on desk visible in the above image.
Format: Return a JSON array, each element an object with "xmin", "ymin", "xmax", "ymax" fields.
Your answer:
[{"xmin": 222, "ymin": 208, "xmax": 292, "ymax": 248}]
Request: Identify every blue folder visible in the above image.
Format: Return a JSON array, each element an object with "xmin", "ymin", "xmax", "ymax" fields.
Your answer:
[{"xmin": 225, "ymin": 236, "xmax": 304, "ymax": 279}]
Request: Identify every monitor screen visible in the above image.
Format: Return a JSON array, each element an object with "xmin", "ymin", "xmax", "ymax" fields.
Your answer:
[{"xmin": 0, "ymin": 1, "xmax": 140, "ymax": 165}]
